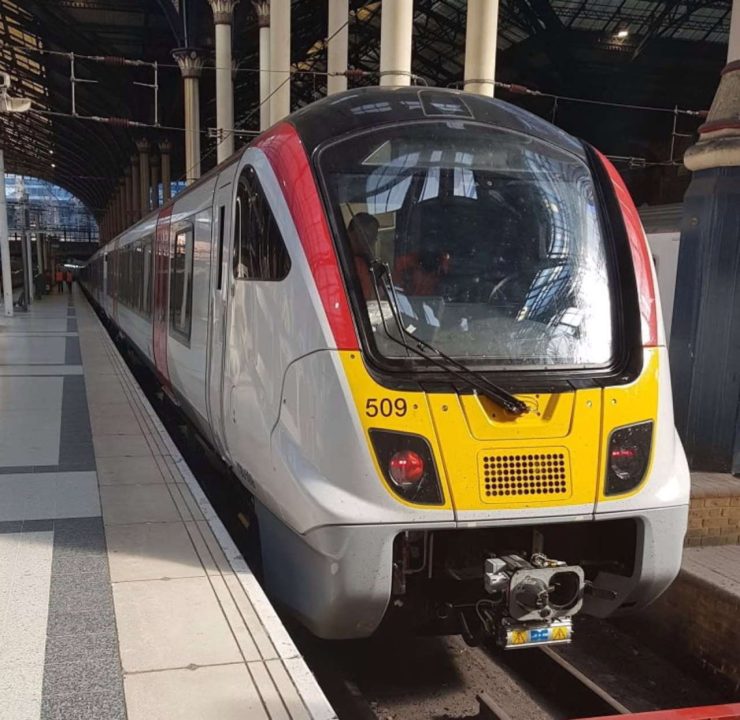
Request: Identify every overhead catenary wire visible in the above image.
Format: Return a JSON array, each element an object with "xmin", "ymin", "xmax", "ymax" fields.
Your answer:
[
  {"xmin": 3, "ymin": 40, "xmax": 708, "ymax": 119},
  {"xmin": 3, "ymin": 30, "xmax": 710, "ymax": 190}
]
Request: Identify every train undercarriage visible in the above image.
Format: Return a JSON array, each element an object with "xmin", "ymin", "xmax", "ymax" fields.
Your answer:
[{"xmin": 384, "ymin": 519, "xmax": 638, "ymax": 648}]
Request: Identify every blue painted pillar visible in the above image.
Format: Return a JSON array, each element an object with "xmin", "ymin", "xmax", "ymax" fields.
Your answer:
[{"xmin": 671, "ymin": 49, "xmax": 740, "ymax": 475}]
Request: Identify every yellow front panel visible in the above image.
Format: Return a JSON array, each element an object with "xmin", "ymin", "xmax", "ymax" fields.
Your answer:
[
  {"xmin": 428, "ymin": 389, "xmax": 602, "ymax": 510},
  {"xmin": 462, "ymin": 392, "xmax": 575, "ymax": 441},
  {"xmin": 340, "ymin": 352, "xmax": 454, "ymax": 509},
  {"xmin": 341, "ymin": 348, "xmax": 660, "ymax": 512},
  {"xmin": 598, "ymin": 348, "xmax": 660, "ymax": 501}
]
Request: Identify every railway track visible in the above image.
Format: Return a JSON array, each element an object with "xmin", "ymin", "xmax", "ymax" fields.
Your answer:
[{"xmin": 479, "ymin": 644, "xmax": 630, "ymax": 719}]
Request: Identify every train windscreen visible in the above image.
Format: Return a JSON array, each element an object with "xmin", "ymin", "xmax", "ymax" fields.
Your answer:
[{"xmin": 318, "ymin": 121, "xmax": 615, "ymax": 369}]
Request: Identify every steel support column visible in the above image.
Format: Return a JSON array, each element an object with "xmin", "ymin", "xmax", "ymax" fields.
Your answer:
[
  {"xmin": 23, "ymin": 231, "xmax": 33, "ymax": 306},
  {"xmin": 110, "ymin": 192, "xmax": 117, "ymax": 238},
  {"xmin": 137, "ymin": 139, "xmax": 151, "ymax": 217},
  {"xmin": 151, "ymin": 153, "xmax": 160, "ymax": 210},
  {"xmin": 210, "ymin": 0, "xmax": 238, "ymax": 162},
  {"xmin": 254, "ymin": 1, "xmax": 271, "ymax": 130},
  {"xmin": 327, "ymin": 0, "xmax": 348, "ymax": 95},
  {"xmin": 173, "ymin": 49, "xmax": 205, "ymax": 184},
  {"xmin": 111, "ymin": 191, "xmax": 118, "ymax": 237},
  {"xmin": 117, "ymin": 180, "xmax": 126, "ymax": 233},
  {"xmin": 269, "ymin": 0, "xmax": 291, "ymax": 124},
  {"xmin": 0, "ymin": 152, "xmax": 11, "ymax": 316},
  {"xmin": 729, "ymin": 0, "xmax": 740, "ymax": 64},
  {"xmin": 464, "ymin": 0, "xmax": 499, "ymax": 97},
  {"xmin": 123, "ymin": 167, "xmax": 132, "ymax": 228},
  {"xmin": 379, "ymin": 0, "xmax": 413, "ymax": 86},
  {"xmin": 160, "ymin": 139, "xmax": 172, "ymax": 203},
  {"xmin": 131, "ymin": 154, "xmax": 141, "ymax": 221}
]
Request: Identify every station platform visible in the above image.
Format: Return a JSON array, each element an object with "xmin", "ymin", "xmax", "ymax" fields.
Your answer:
[
  {"xmin": 633, "ymin": 472, "xmax": 740, "ymax": 691},
  {"xmin": 0, "ymin": 289, "xmax": 336, "ymax": 720}
]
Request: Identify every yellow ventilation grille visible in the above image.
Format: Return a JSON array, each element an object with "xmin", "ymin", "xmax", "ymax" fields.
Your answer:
[{"xmin": 480, "ymin": 449, "xmax": 572, "ymax": 503}]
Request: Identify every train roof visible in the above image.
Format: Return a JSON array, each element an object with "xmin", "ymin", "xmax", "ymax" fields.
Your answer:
[{"xmin": 287, "ymin": 86, "xmax": 586, "ymax": 160}]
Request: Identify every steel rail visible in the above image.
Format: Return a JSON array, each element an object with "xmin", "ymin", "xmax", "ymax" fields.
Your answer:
[{"xmin": 481, "ymin": 644, "xmax": 631, "ymax": 719}]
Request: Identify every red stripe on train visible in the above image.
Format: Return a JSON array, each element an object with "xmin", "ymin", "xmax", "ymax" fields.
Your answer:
[
  {"xmin": 253, "ymin": 123, "xmax": 359, "ymax": 350},
  {"xmin": 153, "ymin": 205, "xmax": 173, "ymax": 384},
  {"xmin": 597, "ymin": 151, "xmax": 659, "ymax": 347}
]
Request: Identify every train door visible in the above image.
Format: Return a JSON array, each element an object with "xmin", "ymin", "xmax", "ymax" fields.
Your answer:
[
  {"xmin": 221, "ymin": 158, "xmax": 294, "ymax": 481},
  {"xmin": 206, "ymin": 165, "xmax": 239, "ymax": 459},
  {"xmin": 153, "ymin": 207, "xmax": 173, "ymax": 384}
]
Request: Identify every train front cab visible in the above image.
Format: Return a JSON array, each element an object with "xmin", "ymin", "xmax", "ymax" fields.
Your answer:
[{"xmin": 254, "ymin": 92, "xmax": 690, "ymax": 645}]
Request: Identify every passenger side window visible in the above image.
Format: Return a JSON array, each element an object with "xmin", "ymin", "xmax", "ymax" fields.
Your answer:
[
  {"xmin": 169, "ymin": 225, "xmax": 194, "ymax": 342},
  {"xmin": 233, "ymin": 166, "xmax": 290, "ymax": 281}
]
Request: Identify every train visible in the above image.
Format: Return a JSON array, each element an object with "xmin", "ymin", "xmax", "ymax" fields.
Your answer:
[{"xmin": 81, "ymin": 87, "xmax": 690, "ymax": 648}]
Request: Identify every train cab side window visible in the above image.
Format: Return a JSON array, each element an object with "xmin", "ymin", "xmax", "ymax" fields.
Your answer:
[
  {"xmin": 233, "ymin": 166, "xmax": 290, "ymax": 281},
  {"xmin": 169, "ymin": 225, "xmax": 194, "ymax": 342}
]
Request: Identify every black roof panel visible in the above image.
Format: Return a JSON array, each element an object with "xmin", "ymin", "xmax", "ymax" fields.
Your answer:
[{"xmin": 287, "ymin": 87, "xmax": 586, "ymax": 158}]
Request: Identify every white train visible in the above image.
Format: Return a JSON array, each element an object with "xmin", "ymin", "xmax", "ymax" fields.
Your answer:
[{"xmin": 82, "ymin": 87, "xmax": 689, "ymax": 648}]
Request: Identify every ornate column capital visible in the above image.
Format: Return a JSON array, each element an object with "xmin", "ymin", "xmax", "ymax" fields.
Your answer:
[
  {"xmin": 159, "ymin": 139, "xmax": 172, "ymax": 155},
  {"xmin": 136, "ymin": 138, "xmax": 150, "ymax": 155},
  {"xmin": 130, "ymin": 154, "xmax": 139, "ymax": 167},
  {"xmin": 172, "ymin": 48, "xmax": 205, "ymax": 79},
  {"xmin": 209, "ymin": 0, "xmax": 238, "ymax": 25},
  {"xmin": 253, "ymin": 0, "xmax": 269, "ymax": 27},
  {"xmin": 150, "ymin": 153, "xmax": 160, "ymax": 169},
  {"xmin": 684, "ymin": 61, "xmax": 740, "ymax": 171}
]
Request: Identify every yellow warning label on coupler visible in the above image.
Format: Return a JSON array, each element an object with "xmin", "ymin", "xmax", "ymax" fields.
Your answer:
[{"xmin": 505, "ymin": 621, "xmax": 573, "ymax": 648}]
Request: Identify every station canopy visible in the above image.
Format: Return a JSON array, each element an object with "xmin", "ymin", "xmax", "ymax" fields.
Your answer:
[{"xmin": 0, "ymin": 0, "xmax": 733, "ymax": 220}]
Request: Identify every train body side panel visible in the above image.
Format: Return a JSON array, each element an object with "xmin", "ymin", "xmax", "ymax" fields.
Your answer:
[
  {"xmin": 271, "ymin": 350, "xmax": 454, "ymax": 533},
  {"xmin": 222, "ymin": 148, "xmax": 340, "ymax": 505}
]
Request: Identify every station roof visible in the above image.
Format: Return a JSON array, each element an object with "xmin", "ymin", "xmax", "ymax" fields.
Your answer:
[{"xmin": 0, "ymin": 0, "xmax": 733, "ymax": 219}]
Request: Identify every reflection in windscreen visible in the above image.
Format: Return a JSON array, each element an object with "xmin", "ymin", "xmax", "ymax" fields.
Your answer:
[{"xmin": 320, "ymin": 122, "xmax": 614, "ymax": 368}]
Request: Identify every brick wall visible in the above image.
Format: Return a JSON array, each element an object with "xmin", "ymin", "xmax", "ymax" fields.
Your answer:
[
  {"xmin": 686, "ymin": 473, "xmax": 740, "ymax": 547},
  {"xmin": 638, "ymin": 569, "xmax": 740, "ymax": 689}
]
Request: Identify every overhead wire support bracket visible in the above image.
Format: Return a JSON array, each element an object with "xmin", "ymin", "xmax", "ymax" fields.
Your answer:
[
  {"xmin": 132, "ymin": 61, "xmax": 160, "ymax": 127},
  {"xmin": 69, "ymin": 52, "xmax": 97, "ymax": 117}
]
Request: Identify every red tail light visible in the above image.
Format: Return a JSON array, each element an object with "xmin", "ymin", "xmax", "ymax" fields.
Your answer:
[
  {"xmin": 369, "ymin": 430, "xmax": 444, "ymax": 505},
  {"xmin": 389, "ymin": 450, "xmax": 425, "ymax": 486},
  {"xmin": 596, "ymin": 151, "xmax": 658, "ymax": 347},
  {"xmin": 606, "ymin": 421, "xmax": 653, "ymax": 495}
]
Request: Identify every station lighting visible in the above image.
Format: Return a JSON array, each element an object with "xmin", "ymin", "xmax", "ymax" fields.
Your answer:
[
  {"xmin": 616, "ymin": 29, "xmax": 630, "ymax": 39},
  {"xmin": 0, "ymin": 72, "xmax": 31, "ymax": 113}
]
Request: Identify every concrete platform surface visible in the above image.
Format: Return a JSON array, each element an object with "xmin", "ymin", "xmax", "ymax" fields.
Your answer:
[{"xmin": 0, "ymin": 289, "xmax": 336, "ymax": 720}]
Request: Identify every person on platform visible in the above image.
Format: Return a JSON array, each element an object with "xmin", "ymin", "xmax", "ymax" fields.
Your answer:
[
  {"xmin": 65, "ymin": 270, "xmax": 73, "ymax": 293},
  {"xmin": 55, "ymin": 267, "xmax": 64, "ymax": 293}
]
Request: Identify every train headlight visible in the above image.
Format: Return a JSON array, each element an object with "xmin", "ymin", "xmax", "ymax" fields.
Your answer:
[
  {"xmin": 605, "ymin": 421, "xmax": 653, "ymax": 495},
  {"xmin": 369, "ymin": 430, "xmax": 444, "ymax": 505}
]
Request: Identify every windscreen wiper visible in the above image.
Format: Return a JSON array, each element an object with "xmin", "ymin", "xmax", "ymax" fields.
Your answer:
[{"xmin": 368, "ymin": 261, "xmax": 528, "ymax": 416}]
